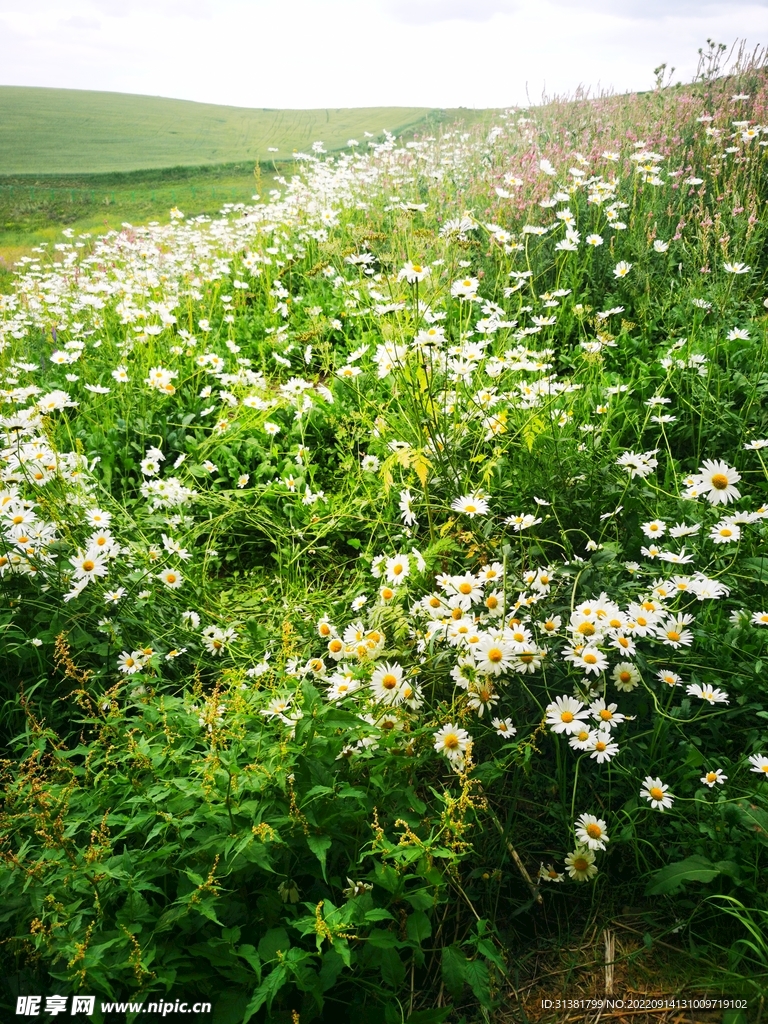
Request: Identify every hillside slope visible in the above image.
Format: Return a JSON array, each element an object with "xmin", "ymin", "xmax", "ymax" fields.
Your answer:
[{"xmin": 0, "ymin": 86, "xmax": 436, "ymax": 174}]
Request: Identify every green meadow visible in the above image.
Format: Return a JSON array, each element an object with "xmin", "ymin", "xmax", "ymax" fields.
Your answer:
[
  {"xmin": 2, "ymin": 48, "xmax": 768, "ymax": 1023},
  {"xmin": 0, "ymin": 87, "xmax": 482, "ymax": 287},
  {"xmin": 0, "ymin": 87, "xmax": 439, "ymax": 174}
]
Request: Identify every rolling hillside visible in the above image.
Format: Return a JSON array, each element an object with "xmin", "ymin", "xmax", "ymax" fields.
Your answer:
[{"xmin": 0, "ymin": 86, "xmax": 438, "ymax": 174}]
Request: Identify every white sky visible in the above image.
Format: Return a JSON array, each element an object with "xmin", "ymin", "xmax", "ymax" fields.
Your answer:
[{"xmin": 0, "ymin": 0, "xmax": 766, "ymax": 109}]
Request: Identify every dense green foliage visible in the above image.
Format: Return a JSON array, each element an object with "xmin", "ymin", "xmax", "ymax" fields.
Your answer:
[{"xmin": 1, "ymin": 51, "xmax": 768, "ymax": 1023}]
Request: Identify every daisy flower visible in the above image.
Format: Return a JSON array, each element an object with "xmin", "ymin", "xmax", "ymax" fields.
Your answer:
[
  {"xmin": 694, "ymin": 459, "xmax": 741, "ymax": 505},
  {"xmin": 640, "ymin": 775, "xmax": 674, "ymax": 810},
  {"xmin": 117, "ymin": 651, "xmax": 143, "ymax": 674},
  {"xmin": 158, "ymin": 568, "xmax": 184, "ymax": 589},
  {"xmin": 370, "ymin": 662, "xmax": 405, "ymax": 705},
  {"xmin": 384, "ymin": 553, "xmax": 410, "ymax": 585},
  {"xmin": 686, "ymin": 682, "xmax": 729, "ymax": 705},
  {"xmin": 657, "ymin": 669, "xmax": 682, "ymax": 687},
  {"xmin": 398, "ymin": 261, "xmax": 430, "ymax": 283},
  {"xmin": 588, "ymin": 731, "xmax": 620, "ymax": 763},
  {"xmin": 751, "ymin": 611, "xmax": 768, "ymax": 626},
  {"xmin": 564, "ymin": 847, "xmax": 598, "ymax": 881},
  {"xmin": 700, "ymin": 769, "xmax": 727, "ymax": 788},
  {"xmin": 572, "ymin": 646, "xmax": 609, "ymax": 676},
  {"xmin": 505, "ymin": 513, "xmax": 542, "ymax": 531},
  {"xmin": 656, "ymin": 614, "xmax": 694, "ymax": 648},
  {"xmin": 539, "ymin": 863, "xmax": 564, "ymax": 882},
  {"xmin": 545, "ymin": 695, "xmax": 590, "ymax": 734},
  {"xmin": 641, "ymin": 520, "xmax": 666, "ymax": 538},
  {"xmin": 709, "ymin": 520, "xmax": 741, "ymax": 544},
  {"xmin": 399, "ymin": 488, "xmax": 418, "ymax": 526},
  {"xmin": 613, "ymin": 261, "xmax": 632, "ymax": 278},
  {"xmin": 475, "ymin": 637, "xmax": 514, "ymax": 676},
  {"xmin": 451, "ymin": 494, "xmax": 489, "ymax": 518},
  {"xmin": 589, "ymin": 699, "xmax": 625, "ymax": 729},
  {"xmin": 748, "ymin": 754, "xmax": 768, "ymax": 776},
  {"xmin": 433, "ymin": 722, "xmax": 472, "ymax": 762},
  {"xmin": 575, "ymin": 813, "xmax": 609, "ymax": 851},
  {"xmin": 568, "ymin": 726, "xmax": 594, "ymax": 751},
  {"xmin": 491, "ymin": 717, "xmax": 517, "ymax": 738}
]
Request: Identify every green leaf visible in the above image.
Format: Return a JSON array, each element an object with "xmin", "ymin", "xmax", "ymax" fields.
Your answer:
[
  {"xmin": 307, "ymin": 834, "xmax": 332, "ymax": 881},
  {"xmin": 645, "ymin": 855, "xmax": 720, "ymax": 895},
  {"xmin": 441, "ymin": 944, "xmax": 467, "ymax": 999},
  {"xmin": 735, "ymin": 801, "xmax": 768, "ymax": 845},
  {"xmin": 742, "ymin": 557, "xmax": 768, "ymax": 582},
  {"xmin": 243, "ymin": 964, "xmax": 287, "ymax": 1022},
  {"xmin": 380, "ymin": 946, "xmax": 406, "ymax": 989},
  {"xmin": 464, "ymin": 959, "xmax": 492, "ymax": 1008},
  {"xmin": 364, "ymin": 908, "xmax": 394, "ymax": 922},
  {"xmin": 406, "ymin": 1010, "xmax": 452, "ymax": 1024},
  {"xmin": 366, "ymin": 928, "xmax": 399, "ymax": 948},
  {"xmin": 722, "ymin": 1012, "xmax": 748, "ymax": 1024},
  {"xmin": 406, "ymin": 910, "xmax": 431, "ymax": 943},
  {"xmin": 257, "ymin": 927, "xmax": 290, "ymax": 962}
]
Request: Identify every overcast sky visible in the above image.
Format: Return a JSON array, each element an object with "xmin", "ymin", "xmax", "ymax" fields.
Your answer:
[{"xmin": 0, "ymin": 0, "xmax": 766, "ymax": 109}]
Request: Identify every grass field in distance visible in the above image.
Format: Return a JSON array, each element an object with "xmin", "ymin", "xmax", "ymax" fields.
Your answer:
[{"xmin": 0, "ymin": 86, "xmax": 441, "ymax": 175}]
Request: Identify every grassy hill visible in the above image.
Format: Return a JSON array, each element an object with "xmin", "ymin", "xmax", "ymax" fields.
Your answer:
[
  {"xmin": 0, "ymin": 87, "xmax": 493, "ymax": 286},
  {"xmin": 0, "ymin": 86, "xmax": 437, "ymax": 175}
]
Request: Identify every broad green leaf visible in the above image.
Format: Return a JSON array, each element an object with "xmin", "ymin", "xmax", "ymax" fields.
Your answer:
[
  {"xmin": 645, "ymin": 855, "xmax": 720, "ymax": 895},
  {"xmin": 380, "ymin": 946, "xmax": 406, "ymax": 989},
  {"xmin": 307, "ymin": 834, "xmax": 332, "ymax": 880},
  {"xmin": 441, "ymin": 944, "xmax": 467, "ymax": 999},
  {"xmin": 464, "ymin": 958, "xmax": 492, "ymax": 1008},
  {"xmin": 257, "ymin": 927, "xmax": 290, "ymax": 962}
]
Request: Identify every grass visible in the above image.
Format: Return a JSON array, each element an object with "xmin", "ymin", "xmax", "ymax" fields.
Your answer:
[
  {"xmin": 0, "ymin": 87, "xmax": 489, "ymax": 290},
  {"xmin": 0, "ymin": 86, "xmax": 443, "ymax": 175},
  {"xmin": 1, "ymin": 47, "xmax": 768, "ymax": 1023}
]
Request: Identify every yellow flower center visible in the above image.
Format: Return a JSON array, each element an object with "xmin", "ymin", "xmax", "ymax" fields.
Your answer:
[
  {"xmin": 599, "ymin": 709, "xmax": 613, "ymax": 720},
  {"xmin": 595, "ymin": 740, "xmax": 607, "ymax": 752},
  {"xmin": 584, "ymin": 653, "xmax": 598, "ymax": 664},
  {"xmin": 573, "ymin": 857, "xmax": 589, "ymax": 872},
  {"xmin": 649, "ymin": 786, "xmax": 664, "ymax": 801},
  {"xmin": 166, "ymin": 574, "xmax": 177, "ymax": 584},
  {"xmin": 465, "ymin": 504, "xmax": 476, "ymax": 513},
  {"xmin": 412, "ymin": 264, "xmax": 422, "ymax": 273},
  {"xmin": 381, "ymin": 674, "xmax": 398, "ymax": 689},
  {"xmin": 486, "ymin": 596, "xmax": 498, "ymax": 609},
  {"xmin": 444, "ymin": 733, "xmax": 460, "ymax": 750},
  {"xmin": 619, "ymin": 671, "xmax": 632, "ymax": 683},
  {"xmin": 577, "ymin": 622, "xmax": 595, "ymax": 636},
  {"xmin": 329, "ymin": 639, "xmax": 343, "ymax": 653},
  {"xmin": 459, "ymin": 582, "xmax": 473, "ymax": 594},
  {"xmin": 586, "ymin": 823, "xmax": 602, "ymax": 839},
  {"xmin": 561, "ymin": 711, "xmax": 574, "ymax": 723},
  {"xmin": 711, "ymin": 473, "xmax": 729, "ymax": 490},
  {"xmin": 706, "ymin": 772, "xmax": 717, "ymax": 783},
  {"xmin": 82, "ymin": 560, "xmax": 95, "ymax": 572},
  {"xmin": 667, "ymin": 630, "xmax": 681, "ymax": 643},
  {"xmin": 488, "ymin": 648, "xmax": 503, "ymax": 663}
]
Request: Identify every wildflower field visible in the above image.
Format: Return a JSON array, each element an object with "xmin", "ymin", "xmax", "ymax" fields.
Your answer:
[{"xmin": 1, "ymin": 45, "xmax": 768, "ymax": 1024}]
